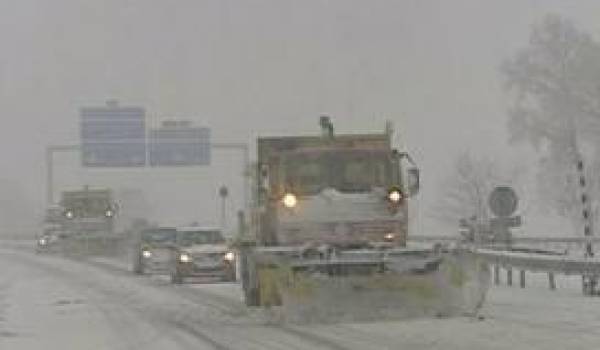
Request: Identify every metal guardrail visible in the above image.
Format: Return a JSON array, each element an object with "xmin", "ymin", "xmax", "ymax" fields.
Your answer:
[
  {"xmin": 475, "ymin": 249, "xmax": 600, "ymax": 275},
  {"xmin": 410, "ymin": 236, "xmax": 600, "ymax": 292},
  {"xmin": 409, "ymin": 235, "xmax": 600, "ymax": 244},
  {"xmin": 408, "ymin": 235, "xmax": 457, "ymax": 242}
]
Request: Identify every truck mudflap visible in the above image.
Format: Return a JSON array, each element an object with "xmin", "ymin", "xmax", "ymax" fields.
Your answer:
[{"xmin": 245, "ymin": 248, "xmax": 490, "ymax": 323}]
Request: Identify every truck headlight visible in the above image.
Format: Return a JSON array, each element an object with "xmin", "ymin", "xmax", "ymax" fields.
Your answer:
[
  {"xmin": 38, "ymin": 238, "xmax": 47, "ymax": 246},
  {"xmin": 282, "ymin": 193, "xmax": 298, "ymax": 208},
  {"xmin": 224, "ymin": 251, "xmax": 235, "ymax": 262},
  {"xmin": 142, "ymin": 249, "xmax": 152, "ymax": 258},
  {"xmin": 105, "ymin": 209, "xmax": 114, "ymax": 218},
  {"xmin": 179, "ymin": 253, "xmax": 192, "ymax": 263},
  {"xmin": 387, "ymin": 189, "xmax": 402, "ymax": 203},
  {"xmin": 384, "ymin": 233, "xmax": 395, "ymax": 242}
]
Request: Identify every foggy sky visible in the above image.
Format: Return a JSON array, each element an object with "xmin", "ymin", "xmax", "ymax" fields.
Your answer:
[{"xmin": 2, "ymin": 0, "xmax": 599, "ymax": 235}]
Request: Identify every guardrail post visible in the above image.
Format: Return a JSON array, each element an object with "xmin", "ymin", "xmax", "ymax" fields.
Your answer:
[
  {"xmin": 520, "ymin": 270, "xmax": 526, "ymax": 288},
  {"xmin": 494, "ymin": 265, "xmax": 500, "ymax": 285},
  {"xmin": 548, "ymin": 272, "xmax": 556, "ymax": 290},
  {"xmin": 507, "ymin": 268, "xmax": 513, "ymax": 286}
]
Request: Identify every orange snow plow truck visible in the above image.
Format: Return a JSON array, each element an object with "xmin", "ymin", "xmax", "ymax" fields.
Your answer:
[{"xmin": 239, "ymin": 117, "xmax": 490, "ymax": 323}]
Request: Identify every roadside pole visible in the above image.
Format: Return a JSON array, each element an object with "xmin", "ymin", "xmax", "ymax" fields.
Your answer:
[
  {"xmin": 575, "ymin": 154, "xmax": 597, "ymax": 295},
  {"xmin": 566, "ymin": 119, "xmax": 598, "ymax": 295},
  {"xmin": 211, "ymin": 143, "xmax": 251, "ymax": 215},
  {"xmin": 46, "ymin": 145, "xmax": 80, "ymax": 205},
  {"xmin": 219, "ymin": 185, "xmax": 229, "ymax": 233}
]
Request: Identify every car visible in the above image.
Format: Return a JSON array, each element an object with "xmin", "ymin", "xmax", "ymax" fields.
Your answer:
[
  {"xmin": 170, "ymin": 227, "xmax": 236, "ymax": 284},
  {"xmin": 132, "ymin": 227, "xmax": 177, "ymax": 275},
  {"xmin": 35, "ymin": 232, "xmax": 60, "ymax": 253},
  {"xmin": 35, "ymin": 222, "xmax": 65, "ymax": 253}
]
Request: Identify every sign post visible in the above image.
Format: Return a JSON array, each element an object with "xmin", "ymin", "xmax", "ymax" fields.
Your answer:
[
  {"xmin": 219, "ymin": 186, "xmax": 229, "ymax": 232},
  {"xmin": 47, "ymin": 102, "xmax": 250, "ymax": 229},
  {"xmin": 45, "ymin": 145, "xmax": 80, "ymax": 205}
]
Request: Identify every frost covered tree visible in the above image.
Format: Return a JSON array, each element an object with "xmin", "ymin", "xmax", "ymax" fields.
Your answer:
[
  {"xmin": 433, "ymin": 152, "xmax": 509, "ymax": 226},
  {"xmin": 502, "ymin": 14, "xmax": 600, "ymax": 226}
]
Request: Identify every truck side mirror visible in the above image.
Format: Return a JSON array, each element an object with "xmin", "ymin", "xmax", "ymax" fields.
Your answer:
[
  {"xmin": 390, "ymin": 151, "xmax": 401, "ymax": 186},
  {"xmin": 407, "ymin": 168, "xmax": 420, "ymax": 197},
  {"xmin": 392, "ymin": 150, "xmax": 419, "ymax": 197}
]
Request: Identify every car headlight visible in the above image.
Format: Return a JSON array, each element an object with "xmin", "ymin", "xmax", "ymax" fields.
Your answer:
[
  {"xmin": 38, "ymin": 238, "xmax": 47, "ymax": 246},
  {"xmin": 384, "ymin": 233, "xmax": 395, "ymax": 241},
  {"xmin": 387, "ymin": 189, "xmax": 403, "ymax": 203},
  {"xmin": 142, "ymin": 249, "xmax": 152, "ymax": 258},
  {"xmin": 179, "ymin": 253, "xmax": 192, "ymax": 263},
  {"xmin": 223, "ymin": 251, "xmax": 235, "ymax": 262},
  {"xmin": 65, "ymin": 210, "xmax": 74, "ymax": 219},
  {"xmin": 282, "ymin": 193, "xmax": 298, "ymax": 208},
  {"xmin": 105, "ymin": 209, "xmax": 114, "ymax": 218}
]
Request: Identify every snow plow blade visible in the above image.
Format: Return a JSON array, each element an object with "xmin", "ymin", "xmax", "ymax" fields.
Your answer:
[{"xmin": 244, "ymin": 248, "xmax": 490, "ymax": 323}]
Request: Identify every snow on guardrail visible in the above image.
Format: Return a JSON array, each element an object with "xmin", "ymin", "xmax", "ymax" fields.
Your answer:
[
  {"xmin": 409, "ymin": 235, "xmax": 600, "ymax": 243},
  {"xmin": 475, "ymin": 249, "xmax": 600, "ymax": 275}
]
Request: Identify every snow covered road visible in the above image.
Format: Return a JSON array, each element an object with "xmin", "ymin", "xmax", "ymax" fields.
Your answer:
[
  {"xmin": 0, "ymin": 251, "xmax": 211, "ymax": 350},
  {"xmin": 2, "ymin": 247, "xmax": 600, "ymax": 349}
]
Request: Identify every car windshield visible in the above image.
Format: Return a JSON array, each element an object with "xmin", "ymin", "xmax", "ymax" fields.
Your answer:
[
  {"xmin": 283, "ymin": 151, "xmax": 390, "ymax": 195},
  {"xmin": 141, "ymin": 229, "xmax": 176, "ymax": 243},
  {"xmin": 177, "ymin": 230, "xmax": 225, "ymax": 246}
]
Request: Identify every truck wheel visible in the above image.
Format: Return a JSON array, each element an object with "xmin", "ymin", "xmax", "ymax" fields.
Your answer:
[
  {"xmin": 133, "ymin": 263, "xmax": 144, "ymax": 275},
  {"xmin": 241, "ymin": 252, "xmax": 260, "ymax": 306},
  {"xmin": 133, "ymin": 256, "xmax": 144, "ymax": 275},
  {"xmin": 171, "ymin": 271, "xmax": 183, "ymax": 284},
  {"xmin": 243, "ymin": 280, "xmax": 260, "ymax": 306},
  {"xmin": 223, "ymin": 270, "xmax": 237, "ymax": 282}
]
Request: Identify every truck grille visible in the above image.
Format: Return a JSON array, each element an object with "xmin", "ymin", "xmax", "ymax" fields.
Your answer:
[
  {"xmin": 191, "ymin": 253, "xmax": 222, "ymax": 263},
  {"xmin": 278, "ymin": 220, "xmax": 404, "ymax": 245}
]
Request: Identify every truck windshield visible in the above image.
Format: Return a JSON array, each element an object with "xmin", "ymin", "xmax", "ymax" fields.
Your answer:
[
  {"xmin": 45, "ymin": 208, "xmax": 64, "ymax": 224},
  {"xmin": 61, "ymin": 197, "xmax": 111, "ymax": 218},
  {"xmin": 283, "ymin": 151, "xmax": 390, "ymax": 195},
  {"xmin": 141, "ymin": 229, "xmax": 176, "ymax": 243},
  {"xmin": 177, "ymin": 230, "xmax": 225, "ymax": 246}
]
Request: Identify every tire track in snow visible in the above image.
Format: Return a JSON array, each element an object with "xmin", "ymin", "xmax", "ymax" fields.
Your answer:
[
  {"xmin": 0, "ymin": 249, "xmax": 229, "ymax": 350},
  {"xmin": 80, "ymin": 254, "xmax": 353, "ymax": 350},
  {"xmin": 1, "ymin": 249, "xmax": 351, "ymax": 350}
]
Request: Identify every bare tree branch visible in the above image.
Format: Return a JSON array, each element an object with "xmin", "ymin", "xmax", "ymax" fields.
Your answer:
[{"xmin": 431, "ymin": 152, "xmax": 512, "ymax": 226}]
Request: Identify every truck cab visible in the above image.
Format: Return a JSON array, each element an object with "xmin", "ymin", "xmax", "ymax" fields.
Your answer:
[
  {"xmin": 60, "ymin": 187, "xmax": 117, "ymax": 237},
  {"xmin": 255, "ymin": 117, "xmax": 419, "ymax": 249}
]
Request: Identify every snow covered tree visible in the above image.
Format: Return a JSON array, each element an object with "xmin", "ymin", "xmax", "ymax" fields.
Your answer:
[
  {"xmin": 432, "ymin": 152, "xmax": 510, "ymax": 226},
  {"xmin": 502, "ymin": 14, "xmax": 600, "ymax": 226}
]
